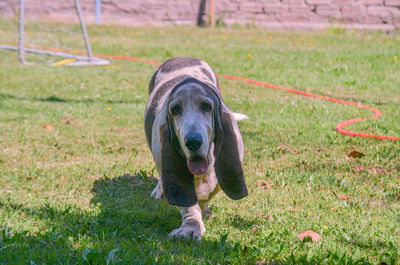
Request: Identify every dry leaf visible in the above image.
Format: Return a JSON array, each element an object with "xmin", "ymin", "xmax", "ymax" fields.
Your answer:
[
  {"xmin": 368, "ymin": 166, "xmax": 388, "ymax": 176},
  {"xmin": 352, "ymin": 165, "xmax": 365, "ymax": 174},
  {"xmin": 333, "ymin": 191, "xmax": 350, "ymax": 201},
  {"xmin": 255, "ymin": 213, "xmax": 270, "ymax": 220},
  {"xmin": 336, "ymin": 195, "xmax": 350, "ymax": 201},
  {"xmin": 314, "ymin": 148, "xmax": 325, "ymax": 154},
  {"xmin": 297, "ymin": 230, "xmax": 322, "ymax": 242},
  {"xmin": 348, "ymin": 150, "xmax": 365, "ymax": 158},
  {"xmin": 256, "ymin": 180, "xmax": 273, "ymax": 190},
  {"xmin": 277, "ymin": 144, "xmax": 296, "ymax": 154},
  {"xmin": 43, "ymin": 124, "xmax": 54, "ymax": 130},
  {"xmin": 62, "ymin": 115, "xmax": 72, "ymax": 125},
  {"xmin": 252, "ymin": 225, "xmax": 258, "ymax": 233}
]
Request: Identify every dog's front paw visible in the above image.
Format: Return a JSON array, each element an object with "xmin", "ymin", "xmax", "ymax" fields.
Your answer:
[
  {"xmin": 150, "ymin": 182, "xmax": 163, "ymax": 200},
  {"xmin": 168, "ymin": 220, "xmax": 204, "ymax": 241}
]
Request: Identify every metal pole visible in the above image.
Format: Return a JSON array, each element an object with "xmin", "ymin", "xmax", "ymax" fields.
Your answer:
[
  {"xmin": 0, "ymin": 45, "xmax": 109, "ymax": 66},
  {"xmin": 18, "ymin": 0, "xmax": 27, "ymax": 64},
  {"xmin": 95, "ymin": 0, "xmax": 101, "ymax": 25},
  {"xmin": 74, "ymin": 0, "xmax": 93, "ymax": 61}
]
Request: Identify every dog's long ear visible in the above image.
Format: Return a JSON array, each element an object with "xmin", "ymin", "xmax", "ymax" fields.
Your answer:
[
  {"xmin": 214, "ymin": 104, "xmax": 248, "ymax": 200},
  {"xmin": 160, "ymin": 121, "xmax": 197, "ymax": 207}
]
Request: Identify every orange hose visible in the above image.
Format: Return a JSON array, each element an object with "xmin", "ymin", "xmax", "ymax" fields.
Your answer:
[{"xmin": 31, "ymin": 46, "xmax": 400, "ymax": 142}]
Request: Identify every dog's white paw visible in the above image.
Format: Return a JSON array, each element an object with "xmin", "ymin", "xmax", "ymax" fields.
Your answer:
[
  {"xmin": 150, "ymin": 182, "xmax": 163, "ymax": 200},
  {"xmin": 168, "ymin": 220, "xmax": 204, "ymax": 241}
]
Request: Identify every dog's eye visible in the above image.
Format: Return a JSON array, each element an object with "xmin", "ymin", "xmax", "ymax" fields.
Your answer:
[
  {"xmin": 200, "ymin": 102, "xmax": 212, "ymax": 113},
  {"xmin": 171, "ymin": 105, "xmax": 182, "ymax": 116}
]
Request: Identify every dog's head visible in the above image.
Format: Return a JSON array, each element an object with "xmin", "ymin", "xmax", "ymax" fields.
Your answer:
[{"xmin": 160, "ymin": 78, "xmax": 248, "ymax": 207}]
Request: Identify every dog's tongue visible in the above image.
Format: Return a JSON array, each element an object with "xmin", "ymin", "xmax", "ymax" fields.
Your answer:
[{"xmin": 187, "ymin": 157, "xmax": 208, "ymax": 175}]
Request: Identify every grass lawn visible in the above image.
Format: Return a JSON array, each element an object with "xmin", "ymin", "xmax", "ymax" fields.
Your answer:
[{"xmin": 0, "ymin": 18, "xmax": 400, "ymax": 264}]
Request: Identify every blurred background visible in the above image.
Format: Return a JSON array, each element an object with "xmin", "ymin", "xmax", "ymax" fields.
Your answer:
[{"xmin": 1, "ymin": 0, "xmax": 400, "ymax": 30}]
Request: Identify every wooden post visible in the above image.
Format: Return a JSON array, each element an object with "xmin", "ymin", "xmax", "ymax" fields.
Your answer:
[
  {"xmin": 197, "ymin": 0, "xmax": 206, "ymax": 26},
  {"xmin": 209, "ymin": 0, "xmax": 215, "ymax": 28}
]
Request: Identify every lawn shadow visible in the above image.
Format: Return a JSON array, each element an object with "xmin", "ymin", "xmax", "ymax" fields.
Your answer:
[
  {"xmin": 226, "ymin": 214, "xmax": 257, "ymax": 229},
  {"xmin": 0, "ymin": 172, "xmax": 242, "ymax": 264},
  {"xmin": 0, "ymin": 92, "xmax": 140, "ymax": 104},
  {"xmin": 89, "ymin": 173, "xmax": 182, "ymax": 240}
]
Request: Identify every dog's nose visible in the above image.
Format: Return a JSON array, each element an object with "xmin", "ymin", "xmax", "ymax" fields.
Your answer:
[{"xmin": 185, "ymin": 133, "xmax": 203, "ymax": 151}]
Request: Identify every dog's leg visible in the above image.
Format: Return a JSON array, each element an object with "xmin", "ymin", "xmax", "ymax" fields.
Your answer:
[
  {"xmin": 168, "ymin": 203, "xmax": 205, "ymax": 241},
  {"xmin": 150, "ymin": 178, "xmax": 163, "ymax": 200}
]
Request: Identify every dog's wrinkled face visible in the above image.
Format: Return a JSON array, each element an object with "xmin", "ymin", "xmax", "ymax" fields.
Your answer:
[{"xmin": 168, "ymin": 82, "xmax": 214, "ymax": 176}]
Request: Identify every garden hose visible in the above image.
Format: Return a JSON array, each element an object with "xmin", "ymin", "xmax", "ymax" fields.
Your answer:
[{"xmin": 13, "ymin": 45, "xmax": 400, "ymax": 142}]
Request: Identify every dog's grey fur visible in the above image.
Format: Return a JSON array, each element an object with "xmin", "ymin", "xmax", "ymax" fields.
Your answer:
[{"xmin": 144, "ymin": 57, "xmax": 248, "ymax": 241}]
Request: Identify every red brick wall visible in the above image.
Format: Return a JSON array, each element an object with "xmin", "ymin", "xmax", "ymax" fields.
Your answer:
[{"xmin": 1, "ymin": 0, "xmax": 400, "ymax": 31}]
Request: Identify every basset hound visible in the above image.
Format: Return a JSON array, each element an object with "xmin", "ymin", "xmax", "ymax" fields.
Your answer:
[{"xmin": 144, "ymin": 57, "xmax": 248, "ymax": 241}]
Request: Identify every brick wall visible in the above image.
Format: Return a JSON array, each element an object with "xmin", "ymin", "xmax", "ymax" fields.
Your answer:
[{"xmin": 1, "ymin": 0, "xmax": 400, "ymax": 31}]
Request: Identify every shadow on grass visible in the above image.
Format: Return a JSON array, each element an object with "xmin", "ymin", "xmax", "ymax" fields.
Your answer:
[
  {"xmin": 0, "ymin": 172, "xmax": 247, "ymax": 264},
  {"xmin": 2, "ymin": 172, "xmax": 391, "ymax": 264},
  {"xmin": 226, "ymin": 214, "xmax": 257, "ymax": 229},
  {"xmin": 0, "ymin": 92, "xmax": 140, "ymax": 105}
]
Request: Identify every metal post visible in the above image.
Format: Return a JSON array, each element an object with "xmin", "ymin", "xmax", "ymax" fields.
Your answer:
[
  {"xmin": 95, "ymin": 0, "xmax": 101, "ymax": 25},
  {"xmin": 74, "ymin": 0, "xmax": 93, "ymax": 61},
  {"xmin": 18, "ymin": 0, "xmax": 27, "ymax": 64}
]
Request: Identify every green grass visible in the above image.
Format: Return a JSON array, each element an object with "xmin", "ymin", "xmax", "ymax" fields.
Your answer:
[{"xmin": 0, "ymin": 18, "xmax": 400, "ymax": 264}]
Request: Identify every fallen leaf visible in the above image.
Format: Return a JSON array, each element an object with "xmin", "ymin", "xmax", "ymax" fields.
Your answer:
[
  {"xmin": 297, "ymin": 230, "xmax": 322, "ymax": 242},
  {"xmin": 348, "ymin": 150, "xmax": 365, "ymax": 158},
  {"xmin": 252, "ymin": 225, "xmax": 258, "ymax": 233},
  {"xmin": 255, "ymin": 213, "xmax": 270, "ymax": 220},
  {"xmin": 367, "ymin": 166, "xmax": 388, "ymax": 176},
  {"xmin": 276, "ymin": 144, "xmax": 296, "ymax": 154},
  {"xmin": 256, "ymin": 180, "xmax": 273, "ymax": 190},
  {"xmin": 43, "ymin": 124, "xmax": 54, "ymax": 130},
  {"xmin": 337, "ymin": 195, "xmax": 350, "ymax": 201},
  {"xmin": 62, "ymin": 115, "xmax": 72, "ymax": 125},
  {"xmin": 314, "ymin": 148, "xmax": 325, "ymax": 154},
  {"xmin": 352, "ymin": 165, "xmax": 365, "ymax": 174},
  {"xmin": 333, "ymin": 191, "xmax": 350, "ymax": 201}
]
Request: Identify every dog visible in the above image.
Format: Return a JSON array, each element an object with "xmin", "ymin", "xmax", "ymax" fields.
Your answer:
[{"xmin": 144, "ymin": 57, "xmax": 248, "ymax": 241}]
